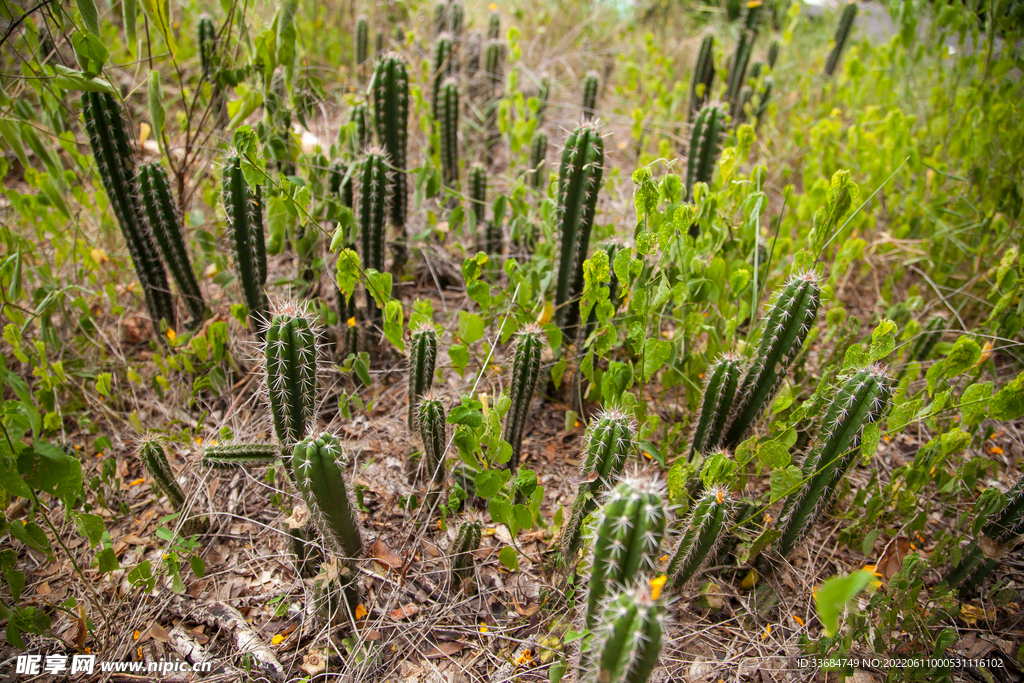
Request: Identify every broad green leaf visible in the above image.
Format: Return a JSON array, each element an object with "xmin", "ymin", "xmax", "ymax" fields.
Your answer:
[
  {"xmin": 78, "ymin": 0, "xmax": 100, "ymax": 35},
  {"xmin": 364, "ymin": 269, "xmax": 392, "ymax": 309},
  {"xmin": 148, "ymin": 70, "xmax": 165, "ymax": 152},
  {"xmin": 18, "ymin": 443, "xmax": 82, "ymax": 511},
  {"xmin": 457, "ymin": 311, "xmax": 485, "ymax": 345},
  {"xmin": 944, "ymin": 336, "xmax": 981, "ymax": 377},
  {"xmin": 757, "ymin": 440, "xmax": 791, "ymax": 470},
  {"xmin": 122, "ymin": 0, "xmax": 138, "ymax": 49},
  {"xmin": 498, "ymin": 545, "xmax": 518, "ymax": 571},
  {"xmin": 814, "ymin": 570, "xmax": 873, "ymax": 637},
  {"xmin": 991, "ymin": 371, "xmax": 1024, "ymax": 421},
  {"xmin": 73, "ymin": 512, "xmax": 105, "ymax": 548},
  {"xmin": 384, "ymin": 300, "xmax": 404, "ymax": 353},
  {"xmin": 474, "ymin": 470, "xmax": 503, "ymax": 499},
  {"xmin": 641, "ymin": 338, "xmax": 671, "ymax": 382},
  {"xmin": 139, "ymin": 0, "xmax": 177, "ymax": 56},
  {"xmin": 51, "ymin": 65, "xmax": 116, "ymax": 93},
  {"xmin": 334, "ymin": 248, "xmax": 360, "ymax": 305},
  {"xmin": 769, "ymin": 465, "xmax": 802, "ymax": 503},
  {"xmin": 960, "ymin": 382, "xmax": 993, "ymax": 426}
]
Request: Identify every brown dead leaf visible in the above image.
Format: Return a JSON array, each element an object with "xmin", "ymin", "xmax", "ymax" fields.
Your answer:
[
  {"xmin": 148, "ymin": 623, "xmax": 170, "ymax": 643},
  {"xmin": 877, "ymin": 537, "xmax": 911, "ymax": 583},
  {"xmin": 422, "ymin": 541, "xmax": 440, "ymax": 558},
  {"xmin": 74, "ymin": 606, "xmax": 87, "ymax": 651},
  {"xmin": 36, "ymin": 582, "xmax": 51, "ymax": 596},
  {"xmin": 512, "ymin": 594, "xmax": 540, "ymax": 617},
  {"xmin": 423, "ymin": 642, "xmax": 464, "ymax": 658},
  {"xmin": 365, "ymin": 630, "xmax": 382, "ymax": 641},
  {"xmin": 372, "ymin": 539, "xmax": 404, "ymax": 571},
  {"xmin": 390, "ymin": 604, "xmax": 420, "ymax": 621}
]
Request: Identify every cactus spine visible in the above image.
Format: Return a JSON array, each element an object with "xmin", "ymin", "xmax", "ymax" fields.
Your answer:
[
  {"xmin": 528, "ymin": 132, "xmax": 548, "ymax": 189},
  {"xmin": 776, "ymin": 365, "xmax": 893, "ymax": 557},
  {"xmin": 265, "ymin": 305, "xmax": 320, "ymax": 450},
  {"xmin": 371, "ymin": 55, "xmax": 409, "ymax": 229},
  {"xmin": 503, "ymin": 324, "xmax": 544, "ymax": 472},
  {"xmin": 726, "ymin": 30, "xmax": 754, "ymax": 116},
  {"xmin": 355, "ymin": 17, "xmax": 368, "ymax": 67},
  {"xmin": 562, "ymin": 409, "xmax": 636, "ymax": 564},
  {"xmin": 407, "ymin": 323, "xmax": 438, "ymax": 430},
  {"xmin": 418, "ymin": 394, "xmax": 447, "ymax": 497},
  {"xmin": 200, "ymin": 442, "xmax": 280, "ymax": 468},
  {"xmin": 82, "ymin": 92, "xmax": 176, "ymax": 332},
  {"xmin": 685, "ymin": 103, "xmax": 725, "ymax": 202},
  {"xmin": 450, "ymin": 520, "xmax": 482, "ymax": 587},
  {"xmin": 431, "ymin": 35, "xmax": 454, "ymax": 119},
  {"xmin": 688, "ymin": 36, "xmax": 716, "ymax": 121},
  {"xmin": 487, "ymin": 11, "xmax": 501, "ymax": 39},
  {"xmin": 689, "ymin": 354, "xmax": 742, "ymax": 460},
  {"xmin": 137, "ymin": 162, "xmax": 206, "ymax": 327},
  {"xmin": 585, "ymin": 588, "xmax": 665, "ymax": 683},
  {"xmin": 222, "ymin": 155, "xmax": 268, "ymax": 338},
  {"xmin": 553, "ymin": 122, "xmax": 604, "ymax": 341},
  {"xmin": 138, "ymin": 438, "xmax": 207, "ymax": 534},
  {"xmin": 825, "ymin": 2, "xmax": 858, "ymax": 77},
  {"xmin": 438, "ymin": 80, "xmax": 460, "ymax": 187},
  {"xmin": 582, "ymin": 74, "xmax": 599, "ymax": 120},
  {"xmin": 722, "ymin": 272, "xmax": 821, "ymax": 449},
  {"xmin": 584, "ymin": 478, "xmax": 667, "ymax": 629},
  {"xmin": 667, "ymin": 484, "xmax": 732, "ymax": 588},
  {"xmin": 358, "ymin": 147, "xmax": 390, "ymax": 320}
]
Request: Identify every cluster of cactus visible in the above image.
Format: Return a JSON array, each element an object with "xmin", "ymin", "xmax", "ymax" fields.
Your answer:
[
  {"xmin": 776, "ymin": 365, "xmax": 893, "ymax": 557},
  {"xmin": 370, "ymin": 55, "xmax": 409, "ymax": 230},
  {"xmin": 553, "ymin": 122, "xmax": 605, "ymax": 341},
  {"xmin": 688, "ymin": 354, "xmax": 743, "ymax": 460},
  {"xmin": 469, "ymin": 165, "xmax": 500, "ymax": 253},
  {"xmin": 82, "ymin": 92, "xmax": 176, "ymax": 332},
  {"xmin": 449, "ymin": 519, "xmax": 482, "ymax": 587},
  {"xmin": 667, "ymin": 483, "xmax": 732, "ymax": 588},
  {"xmin": 137, "ymin": 438, "xmax": 207, "ymax": 535},
  {"xmin": 528, "ymin": 132, "xmax": 548, "ymax": 189},
  {"xmin": 688, "ymin": 36, "xmax": 716, "ymax": 121},
  {"xmin": 725, "ymin": 30, "xmax": 754, "ymax": 116},
  {"xmin": 503, "ymin": 325, "xmax": 545, "ymax": 472},
  {"xmin": 418, "ymin": 392, "xmax": 447, "ymax": 504},
  {"xmin": 722, "ymin": 272, "xmax": 822, "ymax": 449},
  {"xmin": 584, "ymin": 588, "xmax": 666, "ymax": 683},
  {"xmin": 431, "ymin": 35, "xmax": 454, "ymax": 119},
  {"xmin": 407, "ymin": 323, "xmax": 438, "ymax": 430},
  {"xmin": 561, "ymin": 409, "xmax": 636, "ymax": 564},
  {"xmin": 222, "ymin": 155, "xmax": 268, "ymax": 338},
  {"xmin": 355, "ymin": 17, "xmax": 368, "ymax": 67},
  {"xmin": 685, "ymin": 103, "xmax": 726, "ymax": 202},
  {"xmin": 582, "ymin": 74, "xmax": 600, "ymax": 120},
  {"xmin": 438, "ymin": 80, "xmax": 460, "ymax": 187},
  {"xmin": 359, "ymin": 147, "xmax": 391, "ymax": 319},
  {"xmin": 825, "ymin": 2, "xmax": 858, "ymax": 77}
]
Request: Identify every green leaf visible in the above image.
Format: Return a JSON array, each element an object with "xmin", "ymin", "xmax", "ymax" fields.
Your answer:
[
  {"xmin": 475, "ymin": 470, "xmax": 503, "ymax": 499},
  {"xmin": 96, "ymin": 547, "xmax": 119, "ymax": 573},
  {"xmin": 488, "ymin": 497, "xmax": 514, "ymax": 531},
  {"xmin": 641, "ymin": 338, "xmax": 671, "ymax": 382},
  {"xmin": 51, "ymin": 65, "xmax": 116, "ymax": 93},
  {"xmin": 769, "ymin": 465, "xmax": 803, "ymax": 503},
  {"xmin": 632, "ymin": 166, "xmax": 658, "ymax": 228},
  {"xmin": 122, "ymin": 0, "xmax": 138, "ymax": 49},
  {"xmin": 334, "ymin": 248, "xmax": 361, "ymax": 306},
  {"xmin": 457, "ymin": 312, "xmax": 486, "ymax": 345},
  {"xmin": 842, "ymin": 344, "xmax": 867, "ymax": 370},
  {"xmin": 18, "ymin": 443, "xmax": 82, "ymax": 511},
  {"xmin": 868, "ymin": 319, "xmax": 897, "ymax": 361},
  {"xmin": 71, "ymin": 32, "xmax": 109, "ymax": 74},
  {"xmin": 814, "ymin": 570, "xmax": 873, "ymax": 637},
  {"xmin": 8, "ymin": 520, "xmax": 52, "ymax": 557},
  {"xmin": 448, "ymin": 405, "xmax": 483, "ymax": 428},
  {"xmin": 73, "ymin": 512, "xmax": 105, "ymax": 548},
  {"xmin": 757, "ymin": 440, "xmax": 791, "ymax": 470},
  {"xmin": 991, "ymin": 371, "xmax": 1024, "ymax": 421},
  {"xmin": 78, "ymin": 0, "xmax": 100, "ymax": 35},
  {"xmin": 449, "ymin": 344, "xmax": 470, "ymax": 377},
  {"xmin": 95, "ymin": 372, "xmax": 112, "ymax": 397},
  {"xmin": 498, "ymin": 545, "xmax": 518, "ymax": 572},
  {"xmin": 139, "ymin": 0, "xmax": 177, "ymax": 55},
  {"xmin": 944, "ymin": 336, "xmax": 981, "ymax": 378},
  {"xmin": 700, "ymin": 450, "xmax": 738, "ymax": 488},
  {"xmin": 462, "ymin": 252, "xmax": 489, "ymax": 283},
  {"xmin": 613, "ymin": 248, "xmax": 632, "ymax": 289},
  {"xmin": 384, "ymin": 300, "xmax": 404, "ymax": 353},
  {"xmin": 127, "ymin": 560, "xmax": 156, "ymax": 592},
  {"xmin": 859, "ymin": 423, "xmax": 881, "ymax": 463},
  {"xmin": 4, "ymin": 569, "xmax": 25, "ymax": 602},
  {"xmin": 467, "ymin": 280, "xmax": 491, "ymax": 308},
  {"xmin": 513, "ymin": 504, "xmax": 533, "ymax": 531},
  {"xmin": 940, "ymin": 428, "xmax": 970, "ymax": 456},
  {"xmin": 960, "ymin": 382, "xmax": 993, "ymax": 426},
  {"xmin": 148, "ymin": 70, "xmax": 165, "ymax": 152},
  {"xmin": 364, "ymin": 269, "xmax": 392, "ymax": 309},
  {"xmin": 887, "ymin": 398, "xmax": 923, "ymax": 432},
  {"xmin": 190, "ymin": 554, "xmax": 205, "ymax": 578}
]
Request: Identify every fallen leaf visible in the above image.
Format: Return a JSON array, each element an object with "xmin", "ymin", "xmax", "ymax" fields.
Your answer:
[
  {"xmin": 148, "ymin": 623, "xmax": 170, "ymax": 643},
  {"xmin": 423, "ymin": 642, "xmax": 464, "ymax": 658},
  {"xmin": 390, "ymin": 604, "xmax": 420, "ymax": 621},
  {"xmin": 372, "ymin": 539, "xmax": 403, "ymax": 571},
  {"xmin": 364, "ymin": 630, "xmax": 382, "ymax": 641},
  {"xmin": 959, "ymin": 603, "xmax": 997, "ymax": 626},
  {"xmin": 877, "ymin": 537, "xmax": 912, "ymax": 583},
  {"xmin": 36, "ymin": 582, "xmax": 51, "ymax": 596}
]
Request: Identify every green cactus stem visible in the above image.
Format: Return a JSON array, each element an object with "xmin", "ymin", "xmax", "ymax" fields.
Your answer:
[
  {"xmin": 288, "ymin": 523, "xmax": 322, "ymax": 579},
  {"xmin": 726, "ymin": 30, "xmax": 754, "ymax": 116},
  {"xmin": 355, "ymin": 17, "xmax": 368, "ymax": 67},
  {"xmin": 433, "ymin": 2, "xmax": 448, "ymax": 35},
  {"xmin": 685, "ymin": 103, "xmax": 726, "ymax": 202},
  {"xmin": 407, "ymin": 323, "xmax": 438, "ymax": 430},
  {"xmin": 716, "ymin": 499, "xmax": 758, "ymax": 565},
  {"xmin": 487, "ymin": 11, "xmax": 501, "ymax": 39},
  {"xmin": 432, "ymin": 35, "xmax": 455, "ymax": 119},
  {"xmin": 667, "ymin": 484, "xmax": 732, "ymax": 588},
  {"xmin": 776, "ymin": 365, "xmax": 893, "ymax": 557},
  {"xmin": 200, "ymin": 442, "xmax": 281, "ymax": 468},
  {"xmin": 450, "ymin": 519, "xmax": 482, "ymax": 587},
  {"xmin": 825, "ymin": 2, "xmax": 858, "ymax": 77},
  {"xmin": 82, "ymin": 91, "xmax": 176, "ymax": 332},
  {"xmin": 265, "ymin": 303, "xmax": 320, "ymax": 450},
  {"xmin": 371, "ymin": 54, "xmax": 409, "ymax": 229},
  {"xmin": 688, "ymin": 35, "xmax": 715, "ymax": 121},
  {"xmin": 138, "ymin": 438, "xmax": 207, "ymax": 534},
  {"xmin": 222, "ymin": 154, "xmax": 268, "ymax": 338},
  {"xmin": 688, "ymin": 354, "xmax": 742, "ymax": 460},
  {"xmin": 137, "ymin": 162, "xmax": 206, "ymax": 328},
  {"xmin": 375, "ymin": 30, "xmax": 384, "ymax": 57},
  {"xmin": 561, "ymin": 408, "xmax": 636, "ymax": 565},
  {"xmin": 468, "ymin": 164, "xmax": 499, "ymax": 253},
  {"xmin": 945, "ymin": 476, "xmax": 1024, "ymax": 597},
  {"xmin": 536, "ymin": 77, "xmax": 550, "ymax": 123},
  {"xmin": 585, "ymin": 588, "xmax": 665, "ymax": 683},
  {"xmin": 449, "ymin": 1, "xmax": 464, "ymax": 39},
  {"xmin": 348, "ymin": 104, "xmax": 369, "ymax": 157},
  {"xmin": 744, "ymin": 0, "xmax": 763, "ymax": 31},
  {"xmin": 503, "ymin": 324, "xmax": 545, "ymax": 472},
  {"xmin": 484, "ymin": 40, "xmax": 504, "ymax": 90},
  {"xmin": 438, "ymin": 79, "xmax": 460, "ymax": 187},
  {"xmin": 358, "ymin": 147, "xmax": 390, "ymax": 320},
  {"xmin": 198, "ymin": 17, "xmax": 216, "ymax": 77},
  {"xmin": 722, "ymin": 271, "xmax": 821, "ymax": 449},
  {"xmin": 582, "ymin": 74, "xmax": 599, "ymax": 120},
  {"xmin": 292, "ymin": 432, "xmax": 363, "ymax": 559},
  {"xmin": 418, "ymin": 393, "xmax": 447, "ymax": 498},
  {"xmin": 767, "ymin": 40, "xmax": 780, "ymax": 69},
  {"xmin": 584, "ymin": 477, "xmax": 667, "ymax": 629},
  {"xmin": 985, "ymin": 475, "xmax": 1024, "ymax": 543},
  {"xmin": 528, "ymin": 132, "xmax": 548, "ymax": 189}
]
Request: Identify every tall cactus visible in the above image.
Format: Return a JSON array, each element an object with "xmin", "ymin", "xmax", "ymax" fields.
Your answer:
[
  {"xmin": 503, "ymin": 324, "xmax": 544, "ymax": 472},
  {"xmin": 688, "ymin": 354, "xmax": 742, "ymax": 460},
  {"xmin": 667, "ymin": 484, "xmax": 732, "ymax": 588},
  {"xmin": 449, "ymin": 1, "xmax": 464, "ymax": 39},
  {"xmin": 374, "ymin": 30, "xmax": 384, "ymax": 57},
  {"xmin": 825, "ymin": 2, "xmax": 858, "ymax": 77},
  {"xmin": 535, "ymin": 77, "xmax": 551, "ymax": 123},
  {"xmin": 484, "ymin": 40, "xmax": 503, "ymax": 90},
  {"xmin": 553, "ymin": 122, "xmax": 605, "ymax": 341},
  {"xmin": 582, "ymin": 74, "xmax": 599, "ymax": 120},
  {"xmin": 418, "ymin": 393, "xmax": 447, "ymax": 499},
  {"xmin": 222, "ymin": 155, "xmax": 268, "ymax": 338},
  {"xmin": 371, "ymin": 55, "xmax": 409, "ymax": 229},
  {"xmin": 946, "ymin": 476, "xmax": 1024, "ymax": 597},
  {"xmin": 469, "ymin": 165, "xmax": 499, "ymax": 253},
  {"xmin": 725, "ymin": 30, "xmax": 754, "ymax": 116},
  {"xmin": 561, "ymin": 409, "xmax": 636, "ymax": 564},
  {"xmin": 744, "ymin": 0, "xmax": 763, "ymax": 32},
  {"xmin": 348, "ymin": 104, "xmax": 369, "ymax": 157},
  {"xmin": 438, "ymin": 80, "xmax": 460, "ymax": 188},
  {"xmin": 528, "ymin": 132, "xmax": 548, "ymax": 189},
  {"xmin": 200, "ymin": 442, "xmax": 280, "ymax": 468},
  {"xmin": 584, "ymin": 478, "xmax": 667, "ymax": 629},
  {"xmin": 265, "ymin": 303, "xmax": 320, "ymax": 450},
  {"xmin": 685, "ymin": 103, "xmax": 725, "ymax": 201},
  {"xmin": 407, "ymin": 323, "xmax": 438, "ymax": 430},
  {"xmin": 82, "ymin": 92, "xmax": 176, "ymax": 332},
  {"xmin": 355, "ymin": 17, "xmax": 368, "ymax": 68},
  {"xmin": 722, "ymin": 272, "xmax": 821, "ymax": 449},
  {"xmin": 776, "ymin": 365, "xmax": 893, "ymax": 557},
  {"xmin": 431, "ymin": 35, "xmax": 454, "ymax": 119},
  {"xmin": 487, "ymin": 11, "xmax": 501, "ymax": 39},
  {"xmin": 138, "ymin": 438, "xmax": 207, "ymax": 534},
  {"xmin": 584, "ymin": 588, "xmax": 666, "ymax": 683},
  {"xmin": 137, "ymin": 162, "xmax": 206, "ymax": 327},
  {"xmin": 358, "ymin": 147, "xmax": 390, "ymax": 320},
  {"xmin": 688, "ymin": 35, "xmax": 716, "ymax": 121},
  {"xmin": 450, "ymin": 519, "xmax": 482, "ymax": 587}
]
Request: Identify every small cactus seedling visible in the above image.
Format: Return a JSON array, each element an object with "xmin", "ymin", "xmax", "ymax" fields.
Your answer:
[
  {"xmin": 82, "ymin": 92, "xmax": 176, "ymax": 332},
  {"xmin": 776, "ymin": 365, "xmax": 893, "ymax": 557},
  {"xmin": 562, "ymin": 408, "xmax": 637, "ymax": 564},
  {"xmin": 584, "ymin": 477, "xmax": 667, "ymax": 628},
  {"xmin": 138, "ymin": 438, "xmax": 207, "ymax": 534},
  {"xmin": 222, "ymin": 154, "xmax": 268, "ymax": 338},
  {"xmin": 450, "ymin": 519, "xmax": 482, "ymax": 587},
  {"xmin": 584, "ymin": 587, "xmax": 666, "ymax": 683},
  {"xmin": 528, "ymin": 132, "xmax": 548, "ymax": 189},
  {"xmin": 725, "ymin": 30, "xmax": 754, "ymax": 116},
  {"xmin": 418, "ymin": 393, "xmax": 447, "ymax": 502},
  {"xmin": 355, "ymin": 17, "xmax": 368, "ymax": 67},
  {"xmin": 666, "ymin": 484, "xmax": 732, "ymax": 588},
  {"xmin": 722, "ymin": 272, "xmax": 821, "ymax": 449},
  {"xmin": 688, "ymin": 354, "xmax": 742, "ymax": 460},
  {"xmin": 137, "ymin": 162, "xmax": 206, "ymax": 327},
  {"xmin": 825, "ymin": 2, "xmax": 858, "ymax": 77},
  {"xmin": 265, "ymin": 303, "xmax": 320, "ymax": 450},
  {"xmin": 503, "ymin": 324, "xmax": 545, "ymax": 472},
  {"xmin": 685, "ymin": 103, "xmax": 726, "ymax": 201},
  {"xmin": 200, "ymin": 442, "xmax": 280, "ymax": 468},
  {"xmin": 431, "ymin": 35, "xmax": 454, "ymax": 119},
  {"xmin": 407, "ymin": 323, "xmax": 438, "ymax": 430},
  {"xmin": 582, "ymin": 73, "xmax": 599, "ymax": 120},
  {"xmin": 553, "ymin": 121, "xmax": 605, "ymax": 341},
  {"xmin": 438, "ymin": 79, "xmax": 460, "ymax": 188},
  {"xmin": 688, "ymin": 35, "xmax": 716, "ymax": 121},
  {"xmin": 487, "ymin": 11, "xmax": 501, "ymax": 39},
  {"xmin": 371, "ymin": 54, "xmax": 409, "ymax": 229},
  {"xmin": 358, "ymin": 147, "xmax": 391, "ymax": 320},
  {"xmin": 292, "ymin": 432, "xmax": 364, "ymax": 559}
]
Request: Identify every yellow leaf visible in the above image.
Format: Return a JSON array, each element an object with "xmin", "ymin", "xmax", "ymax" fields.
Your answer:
[
  {"xmin": 90, "ymin": 248, "xmax": 109, "ymax": 264},
  {"xmin": 741, "ymin": 569, "xmax": 759, "ymax": 590},
  {"xmin": 139, "ymin": 122, "xmax": 151, "ymax": 145},
  {"xmin": 537, "ymin": 300, "xmax": 553, "ymax": 325},
  {"xmin": 354, "ymin": 604, "xmax": 368, "ymax": 620}
]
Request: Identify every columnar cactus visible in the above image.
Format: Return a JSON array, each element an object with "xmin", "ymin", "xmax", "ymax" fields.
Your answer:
[
  {"xmin": 528, "ymin": 132, "xmax": 548, "ymax": 189},
  {"xmin": 200, "ymin": 442, "xmax": 280, "ymax": 468},
  {"xmin": 503, "ymin": 324, "xmax": 545, "ymax": 472},
  {"xmin": 688, "ymin": 354, "xmax": 742, "ymax": 460},
  {"xmin": 535, "ymin": 77, "xmax": 550, "ymax": 123},
  {"xmin": 946, "ymin": 476, "xmax": 1024, "ymax": 597},
  {"xmin": 561, "ymin": 409, "xmax": 637, "ymax": 564},
  {"xmin": 584, "ymin": 588, "xmax": 666, "ymax": 683},
  {"xmin": 744, "ymin": 0, "xmax": 763, "ymax": 32},
  {"xmin": 438, "ymin": 80, "xmax": 460, "ymax": 187},
  {"xmin": 433, "ymin": 1, "xmax": 448, "ymax": 35},
  {"xmin": 450, "ymin": 520, "xmax": 482, "ymax": 587},
  {"xmin": 487, "ymin": 11, "xmax": 501, "ymax": 40},
  {"xmin": 684, "ymin": 103, "xmax": 726, "ymax": 202},
  {"xmin": 431, "ymin": 35, "xmax": 454, "ymax": 119},
  {"xmin": 584, "ymin": 478, "xmax": 667, "ymax": 628},
  {"xmin": 222, "ymin": 155, "xmax": 268, "ymax": 338},
  {"xmin": 825, "ymin": 2, "xmax": 858, "ymax": 77},
  {"xmin": 370, "ymin": 55, "xmax": 409, "ymax": 229},
  {"xmin": 553, "ymin": 122, "xmax": 604, "ymax": 341},
  {"xmin": 374, "ymin": 30, "xmax": 384, "ymax": 57},
  {"xmin": 355, "ymin": 17, "xmax": 368, "ymax": 67},
  {"xmin": 198, "ymin": 17, "xmax": 216, "ymax": 77},
  {"xmin": 292, "ymin": 432, "xmax": 363, "ymax": 559},
  {"xmin": 407, "ymin": 323, "xmax": 438, "ymax": 430},
  {"xmin": 582, "ymin": 73, "xmax": 599, "ymax": 120},
  {"xmin": 137, "ymin": 162, "xmax": 206, "ymax": 327},
  {"xmin": 725, "ymin": 30, "xmax": 754, "ymax": 116},
  {"xmin": 358, "ymin": 147, "xmax": 390, "ymax": 319},
  {"xmin": 138, "ymin": 438, "xmax": 207, "ymax": 534},
  {"xmin": 767, "ymin": 40, "xmax": 780, "ymax": 69},
  {"xmin": 688, "ymin": 35, "xmax": 715, "ymax": 121},
  {"xmin": 469, "ymin": 165, "xmax": 499, "ymax": 254},
  {"xmin": 265, "ymin": 304, "xmax": 320, "ymax": 450},
  {"xmin": 776, "ymin": 365, "xmax": 893, "ymax": 557},
  {"xmin": 484, "ymin": 40, "xmax": 503, "ymax": 89},
  {"xmin": 722, "ymin": 272, "xmax": 821, "ymax": 449},
  {"xmin": 667, "ymin": 484, "xmax": 732, "ymax": 588},
  {"xmin": 449, "ymin": 1, "xmax": 464, "ymax": 39},
  {"xmin": 82, "ymin": 92, "xmax": 176, "ymax": 332},
  {"xmin": 418, "ymin": 393, "xmax": 447, "ymax": 496},
  {"xmin": 348, "ymin": 104, "xmax": 369, "ymax": 157},
  {"xmin": 984, "ymin": 476, "xmax": 1024, "ymax": 543}
]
